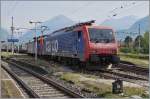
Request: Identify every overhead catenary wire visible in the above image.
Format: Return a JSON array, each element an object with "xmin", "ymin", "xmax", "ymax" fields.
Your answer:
[
  {"xmin": 109, "ymin": 1, "xmax": 136, "ymax": 13},
  {"xmin": 106, "ymin": 1, "xmax": 146, "ymax": 46},
  {"xmin": 108, "ymin": 1, "xmax": 146, "ymax": 19},
  {"xmin": 69, "ymin": 2, "xmax": 93, "ymax": 16},
  {"xmin": 67, "ymin": 1, "xmax": 94, "ymax": 22}
]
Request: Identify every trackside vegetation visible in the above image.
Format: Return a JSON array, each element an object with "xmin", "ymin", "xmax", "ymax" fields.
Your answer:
[{"xmin": 120, "ymin": 31, "xmax": 149, "ymax": 54}]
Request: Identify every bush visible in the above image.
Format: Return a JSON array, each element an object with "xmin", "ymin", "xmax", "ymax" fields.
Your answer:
[
  {"xmin": 119, "ymin": 51, "xmax": 149, "ymax": 60},
  {"xmin": 120, "ymin": 47, "xmax": 149, "ymax": 54},
  {"xmin": 142, "ymin": 48, "xmax": 149, "ymax": 54},
  {"xmin": 120, "ymin": 47, "xmax": 133, "ymax": 53}
]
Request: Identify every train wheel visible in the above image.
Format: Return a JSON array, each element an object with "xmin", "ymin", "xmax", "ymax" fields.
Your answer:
[
  {"xmin": 111, "ymin": 55, "xmax": 120, "ymax": 65},
  {"xmin": 78, "ymin": 62, "xmax": 85, "ymax": 70}
]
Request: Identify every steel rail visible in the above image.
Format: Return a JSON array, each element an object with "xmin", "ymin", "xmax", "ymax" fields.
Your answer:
[
  {"xmin": 8, "ymin": 58, "xmax": 148, "ymax": 81},
  {"xmin": 119, "ymin": 62, "xmax": 149, "ymax": 72},
  {"xmin": 99, "ymin": 69, "xmax": 148, "ymax": 81},
  {"xmin": 3, "ymin": 59, "xmax": 84, "ymax": 98}
]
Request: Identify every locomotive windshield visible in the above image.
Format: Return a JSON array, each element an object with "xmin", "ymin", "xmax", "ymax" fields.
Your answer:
[{"xmin": 88, "ymin": 28, "xmax": 115, "ymax": 43}]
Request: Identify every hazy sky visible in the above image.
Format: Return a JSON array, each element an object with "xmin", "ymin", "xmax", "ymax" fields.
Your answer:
[{"xmin": 1, "ymin": 1, "xmax": 149, "ymax": 33}]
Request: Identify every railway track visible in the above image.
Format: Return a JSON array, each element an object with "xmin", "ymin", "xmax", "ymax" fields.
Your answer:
[
  {"xmin": 81, "ymin": 68, "xmax": 149, "ymax": 89},
  {"xmin": 99, "ymin": 69, "xmax": 148, "ymax": 81},
  {"xmin": 1, "ymin": 60, "xmax": 84, "ymax": 98},
  {"xmin": 9, "ymin": 57, "xmax": 149, "ymax": 81},
  {"xmin": 2, "ymin": 57, "xmax": 149, "ymax": 90},
  {"xmin": 78, "ymin": 71, "xmax": 148, "ymax": 90},
  {"xmin": 118, "ymin": 62, "xmax": 149, "ymax": 76}
]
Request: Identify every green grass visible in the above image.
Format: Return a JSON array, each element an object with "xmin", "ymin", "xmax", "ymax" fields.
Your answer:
[
  {"xmin": 1, "ymin": 52, "xmax": 13, "ymax": 58},
  {"xmin": 120, "ymin": 56, "xmax": 149, "ymax": 68},
  {"xmin": 1, "ymin": 52, "xmax": 26, "ymax": 59},
  {"xmin": 60, "ymin": 72, "xmax": 148, "ymax": 98},
  {"xmin": 61, "ymin": 72, "xmax": 82, "ymax": 84},
  {"xmin": 124, "ymin": 87, "xmax": 148, "ymax": 98},
  {"xmin": 119, "ymin": 52, "xmax": 149, "ymax": 60}
]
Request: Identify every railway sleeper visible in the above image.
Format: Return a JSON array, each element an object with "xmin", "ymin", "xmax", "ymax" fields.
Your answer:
[
  {"xmin": 39, "ymin": 93, "xmax": 68, "ymax": 97},
  {"xmin": 35, "ymin": 90, "xmax": 61, "ymax": 93}
]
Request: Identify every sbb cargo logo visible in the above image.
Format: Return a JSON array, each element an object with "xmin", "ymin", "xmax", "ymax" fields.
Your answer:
[
  {"xmin": 46, "ymin": 41, "xmax": 51, "ymax": 52},
  {"xmin": 51, "ymin": 40, "xmax": 58, "ymax": 53},
  {"xmin": 46, "ymin": 40, "xmax": 58, "ymax": 53}
]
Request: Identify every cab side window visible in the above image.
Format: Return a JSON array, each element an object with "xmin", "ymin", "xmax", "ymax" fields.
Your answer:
[{"xmin": 77, "ymin": 31, "xmax": 82, "ymax": 42}]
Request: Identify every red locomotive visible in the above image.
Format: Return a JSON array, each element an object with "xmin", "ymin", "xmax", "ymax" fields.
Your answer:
[{"xmin": 26, "ymin": 20, "xmax": 120, "ymax": 69}]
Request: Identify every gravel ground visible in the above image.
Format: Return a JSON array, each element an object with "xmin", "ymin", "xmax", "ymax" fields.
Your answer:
[
  {"xmin": 48, "ymin": 75, "xmax": 98, "ymax": 98},
  {"xmin": 10, "ymin": 58, "xmax": 98, "ymax": 97}
]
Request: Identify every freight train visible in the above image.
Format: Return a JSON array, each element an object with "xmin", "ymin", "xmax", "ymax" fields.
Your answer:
[{"xmin": 2, "ymin": 20, "xmax": 120, "ymax": 69}]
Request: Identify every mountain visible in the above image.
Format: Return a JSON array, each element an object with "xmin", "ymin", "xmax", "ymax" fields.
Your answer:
[
  {"xmin": 128, "ymin": 16, "xmax": 149, "ymax": 33},
  {"xmin": 20, "ymin": 15, "xmax": 75, "ymax": 42},
  {"xmin": 101, "ymin": 15, "xmax": 138, "ymax": 30},
  {"xmin": 0, "ymin": 28, "xmax": 9, "ymax": 41},
  {"xmin": 117, "ymin": 16, "xmax": 150, "ymax": 40}
]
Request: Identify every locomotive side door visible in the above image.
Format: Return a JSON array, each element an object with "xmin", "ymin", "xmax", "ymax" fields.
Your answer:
[{"xmin": 77, "ymin": 31, "xmax": 84, "ymax": 60}]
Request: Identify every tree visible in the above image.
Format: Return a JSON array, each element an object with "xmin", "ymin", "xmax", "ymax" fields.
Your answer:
[
  {"xmin": 124, "ymin": 36, "xmax": 133, "ymax": 47},
  {"xmin": 142, "ymin": 31, "xmax": 149, "ymax": 53},
  {"xmin": 134, "ymin": 35, "xmax": 144, "ymax": 48}
]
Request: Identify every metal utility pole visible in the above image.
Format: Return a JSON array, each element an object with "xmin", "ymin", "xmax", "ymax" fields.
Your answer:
[
  {"xmin": 29, "ymin": 21, "xmax": 42, "ymax": 62},
  {"xmin": 7, "ymin": 36, "xmax": 8, "ymax": 52},
  {"xmin": 11, "ymin": 16, "xmax": 14, "ymax": 54},
  {"xmin": 17, "ymin": 31, "xmax": 22, "ymax": 53},
  {"xmin": 138, "ymin": 24, "xmax": 141, "ymax": 54},
  {"xmin": 129, "ymin": 32, "xmax": 132, "ymax": 49}
]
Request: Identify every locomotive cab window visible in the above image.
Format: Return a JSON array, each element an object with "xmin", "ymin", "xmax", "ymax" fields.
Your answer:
[{"xmin": 88, "ymin": 28, "xmax": 115, "ymax": 43}]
